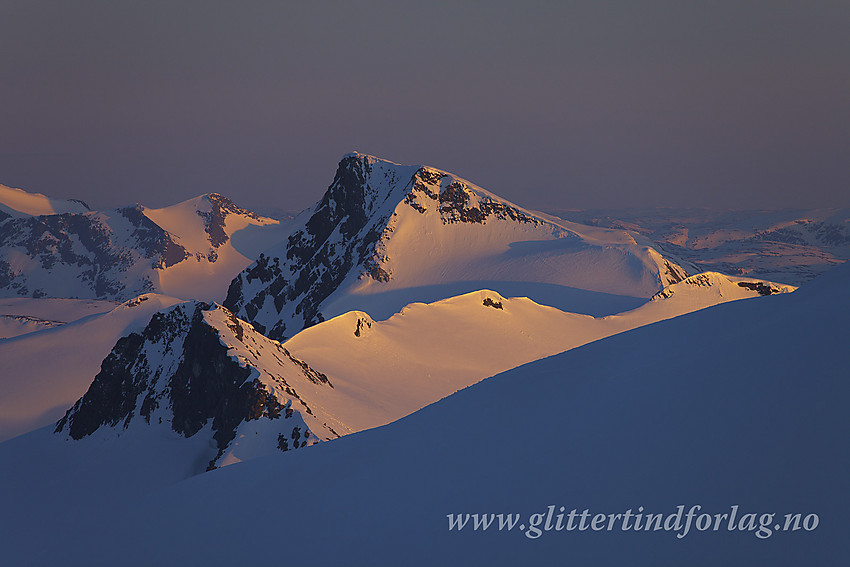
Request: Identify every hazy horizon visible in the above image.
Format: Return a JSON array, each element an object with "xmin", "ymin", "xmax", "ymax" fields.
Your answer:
[{"xmin": 2, "ymin": 2, "xmax": 848, "ymax": 213}]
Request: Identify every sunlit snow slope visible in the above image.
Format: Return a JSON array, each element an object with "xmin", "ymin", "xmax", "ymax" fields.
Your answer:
[
  {"xmin": 283, "ymin": 272, "xmax": 794, "ymax": 434},
  {"xmin": 0, "ymin": 183, "xmax": 90, "ymax": 217}
]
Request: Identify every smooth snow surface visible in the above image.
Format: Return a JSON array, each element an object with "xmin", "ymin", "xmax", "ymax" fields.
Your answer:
[
  {"xmin": 143, "ymin": 195, "xmax": 290, "ymax": 301},
  {"xmin": 0, "ymin": 183, "xmax": 89, "ymax": 216},
  {"xmin": 0, "ymin": 297, "xmax": 117, "ymax": 338}
]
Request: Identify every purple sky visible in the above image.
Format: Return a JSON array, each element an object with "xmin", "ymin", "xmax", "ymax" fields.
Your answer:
[{"xmin": 1, "ymin": 1, "xmax": 848, "ymax": 214}]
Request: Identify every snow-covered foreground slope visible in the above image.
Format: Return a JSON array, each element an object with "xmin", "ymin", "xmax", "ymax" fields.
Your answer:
[
  {"xmin": 0, "ymin": 189, "xmax": 288, "ymax": 301},
  {"xmin": 0, "ymin": 313, "xmax": 62, "ymax": 338},
  {"xmin": 284, "ymin": 272, "xmax": 793, "ymax": 434},
  {"xmin": 20, "ymin": 260, "xmax": 841, "ymax": 566},
  {"xmin": 224, "ymin": 153, "xmax": 693, "ymax": 340},
  {"xmin": 0, "ymin": 294, "xmax": 181, "ymax": 442}
]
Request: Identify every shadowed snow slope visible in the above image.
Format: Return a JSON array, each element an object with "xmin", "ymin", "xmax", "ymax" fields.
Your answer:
[{"xmin": 3, "ymin": 262, "xmax": 842, "ymax": 566}]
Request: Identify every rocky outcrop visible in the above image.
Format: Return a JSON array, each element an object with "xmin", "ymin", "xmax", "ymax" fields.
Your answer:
[{"xmin": 55, "ymin": 301, "xmax": 337, "ymax": 471}]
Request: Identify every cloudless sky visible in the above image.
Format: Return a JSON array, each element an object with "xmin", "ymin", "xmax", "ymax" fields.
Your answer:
[{"xmin": 1, "ymin": 1, "xmax": 848, "ymax": 213}]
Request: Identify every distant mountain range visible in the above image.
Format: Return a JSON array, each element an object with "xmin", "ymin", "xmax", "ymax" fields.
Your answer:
[
  {"xmin": 552, "ymin": 207, "xmax": 850, "ymax": 285},
  {"xmin": 0, "ymin": 184, "xmax": 289, "ymax": 301}
]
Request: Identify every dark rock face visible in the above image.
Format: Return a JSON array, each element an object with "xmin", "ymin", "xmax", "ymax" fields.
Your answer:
[
  {"xmin": 354, "ymin": 316, "xmax": 372, "ymax": 337},
  {"xmin": 736, "ymin": 281, "xmax": 782, "ymax": 296},
  {"xmin": 402, "ymin": 169, "xmax": 541, "ymax": 226},
  {"xmin": 482, "ymin": 297, "xmax": 503, "ymax": 309},
  {"xmin": 57, "ymin": 332, "xmax": 148, "ymax": 439},
  {"xmin": 56, "ymin": 304, "xmax": 196, "ymax": 439},
  {"xmin": 198, "ymin": 194, "xmax": 260, "ymax": 248},
  {"xmin": 56, "ymin": 301, "xmax": 332, "ymax": 471},
  {"xmin": 662, "ymin": 259, "xmax": 689, "ymax": 286},
  {"xmin": 0, "ymin": 192, "xmax": 268, "ymax": 300},
  {"xmin": 168, "ymin": 312, "xmax": 252, "ymax": 442},
  {"xmin": 437, "ymin": 181, "xmax": 540, "ymax": 225},
  {"xmin": 224, "ymin": 155, "xmax": 392, "ymax": 340},
  {"xmin": 118, "ymin": 206, "xmax": 189, "ymax": 269},
  {"xmin": 0, "ymin": 206, "xmax": 187, "ymax": 299}
]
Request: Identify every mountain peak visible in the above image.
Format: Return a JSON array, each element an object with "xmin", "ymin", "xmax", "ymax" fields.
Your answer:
[
  {"xmin": 224, "ymin": 154, "xmax": 694, "ymax": 341},
  {"xmin": 54, "ymin": 300, "xmax": 337, "ymax": 471}
]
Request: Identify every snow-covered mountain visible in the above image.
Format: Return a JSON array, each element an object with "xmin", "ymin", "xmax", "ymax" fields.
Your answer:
[
  {"xmin": 223, "ymin": 153, "xmax": 694, "ymax": 340},
  {"xmin": 553, "ymin": 207, "xmax": 850, "ymax": 285},
  {"xmin": 2, "ymin": 254, "xmax": 844, "ymax": 566},
  {"xmin": 0, "ymin": 189, "xmax": 287, "ymax": 301},
  {"xmin": 53, "ymin": 301, "xmax": 340, "ymax": 471}
]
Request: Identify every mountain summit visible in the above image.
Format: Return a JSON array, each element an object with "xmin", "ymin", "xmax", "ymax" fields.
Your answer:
[{"xmin": 224, "ymin": 153, "xmax": 692, "ymax": 340}]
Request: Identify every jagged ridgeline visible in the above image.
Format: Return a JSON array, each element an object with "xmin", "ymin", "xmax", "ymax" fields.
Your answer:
[
  {"xmin": 0, "ymin": 192, "xmax": 278, "ymax": 301},
  {"xmin": 55, "ymin": 301, "xmax": 339, "ymax": 471},
  {"xmin": 224, "ymin": 153, "xmax": 693, "ymax": 340}
]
